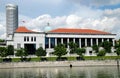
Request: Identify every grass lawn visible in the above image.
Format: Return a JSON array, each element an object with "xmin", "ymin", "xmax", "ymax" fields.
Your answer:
[
  {"xmin": 0, "ymin": 58, "xmax": 2, "ymax": 62},
  {"xmin": 67, "ymin": 57, "xmax": 76, "ymax": 61},
  {"xmin": 46, "ymin": 57, "xmax": 57, "ymax": 61},
  {"xmin": 12, "ymin": 58, "xmax": 20, "ymax": 62},
  {"xmin": 84, "ymin": 56, "xmax": 120, "ymax": 60},
  {"xmin": 0, "ymin": 56, "xmax": 120, "ymax": 62}
]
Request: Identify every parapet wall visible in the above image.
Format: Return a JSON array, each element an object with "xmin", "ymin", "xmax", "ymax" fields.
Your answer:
[{"xmin": 0, "ymin": 60, "xmax": 120, "ymax": 69}]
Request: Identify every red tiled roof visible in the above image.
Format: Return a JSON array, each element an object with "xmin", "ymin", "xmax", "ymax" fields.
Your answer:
[
  {"xmin": 15, "ymin": 26, "xmax": 35, "ymax": 33},
  {"xmin": 49, "ymin": 28, "xmax": 111, "ymax": 34}
]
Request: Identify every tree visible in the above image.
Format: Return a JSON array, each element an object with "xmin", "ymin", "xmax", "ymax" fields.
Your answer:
[
  {"xmin": 0, "ymin": 47, "xmax": 7, "ymax": 58},
  {"xmin": 114, "ymin": 40, "xmax": 120, "ymax": 56},
  {"xmin": 53, "ymin": 44, "xmax": 67, "ymax": 59},
  {"xmin": 101, "ymin": 41, "xmax": 112, "ymax": 53},
  {"xmin": 35, "ymin": 47, "xmax": 46, "ymax": 57},
  {"xmin": 7, "ymin": 45, "xmax": 14, "ymax": 56},
  {"xmin": 15, "ymin": 48, "xmax": 28, "ymax": 61},
  {"xmin": 76, "ymin": 48, "xmax": 85, "ymax": 60},
  {"xmin": 68, "ymin": 42, "xmax": 78, "ymax": 54},
  {"xmin": 97, "ymin": 49, "xmax": 106, "ymax": 59},
  {"xmin": 0, "ymin": 39, "xmax": 5, "ymax": 42},
  {"xmin": 92, "ymin": 44, "xmax": 99, "ymax": 53},
  {"xmin": 114, "ymin": 40, "xmax": 120, "ymax": 49},
  {"xmin": 116, "ymin": 47, "xmax": 120, "ymax": 56}
]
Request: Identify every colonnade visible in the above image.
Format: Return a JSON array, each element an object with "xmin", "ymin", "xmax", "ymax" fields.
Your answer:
[{"xmin": 46, "ymin": 38, "xmax": 115, "ymax": 48}]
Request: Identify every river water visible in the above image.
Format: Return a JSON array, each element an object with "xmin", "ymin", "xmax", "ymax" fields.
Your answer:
[{"xmin": 0, "ymin": 66, "xmax": 120, "ymax": 78}]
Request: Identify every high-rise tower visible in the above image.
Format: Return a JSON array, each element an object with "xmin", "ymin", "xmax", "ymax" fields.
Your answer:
[{"xmin": 6, "ymin": 4, "xmax": 18, "ymax": 36}]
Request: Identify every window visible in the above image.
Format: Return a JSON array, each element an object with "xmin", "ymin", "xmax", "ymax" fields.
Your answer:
[
  {"xmin": 50, "ymin": 38, "xmax": 55, "ymax": 48},
  {"xmin": 24, "ymin": 36, "xmax": 26, "ymax": 41},
  {"xmin": 63, "ymin": 38, "xmax": 67, "ymax": 48},
  {"xmin": 34, "ymin": 37, "xmax": 36, "ymax": 41},
  {"xmin": 89, "ymin": 51, "xmax": 92, "ymax": 55},
  {"xmin": 81, "ymin": 38, "xmax": 85, "ymax": 47},
  {"xmin": 31, "ymin": 37, "xmax": 33, "ymax": 41},
  {"xmin": 45, "ymin": 37, "xmax": 49, "ymax": 48},
  {"xmin": 57, "ymin": 38, "xmax": 61, "ymax": 45},
  {"xmin": 75, "ymin": 38, "xmax": 79, "ymax": 47},
  {"xmin": 27, "ymin": 36, "xmax": 29, "ymax": 41},
  {"xmin": 87, "ymin": 38, "xmax": 91, "ymax": 47},
  {"xmin": 17, "ymin": 43, "xmax": 21, "ymax": 49}
]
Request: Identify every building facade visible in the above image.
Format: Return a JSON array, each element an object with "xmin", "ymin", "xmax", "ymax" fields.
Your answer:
[
  {"xmin": 6, "ymin": 4, "xmax": 18, "ymax": 36},
  {"xmin": 6, "ymin": 26, "xmax": 116, "ymax": 56}
]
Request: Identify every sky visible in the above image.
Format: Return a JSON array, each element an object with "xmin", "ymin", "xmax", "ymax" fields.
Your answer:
[{"xmin": 0, "ymin": 0, "xmax": 120, "ymax": 39}]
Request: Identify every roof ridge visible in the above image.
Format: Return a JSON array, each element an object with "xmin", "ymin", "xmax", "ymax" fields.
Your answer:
[
  {"xmin": 15, "ymin": 26, "xmax": 35, "ymax": 33},
  {"xmin": 49, "ymin": 28, "xmax": 111, "ymax": 34}
]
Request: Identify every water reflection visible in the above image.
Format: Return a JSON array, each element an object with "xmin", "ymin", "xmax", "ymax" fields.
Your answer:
[{"xmin": 0, "ymin": 66, "xmax": 119, "ymax": 78}]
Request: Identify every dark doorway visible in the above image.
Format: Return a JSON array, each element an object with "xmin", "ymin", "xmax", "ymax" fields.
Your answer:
[{"xmin": 24, "ymin": 44, "xmax": 36, "ymax": 55}]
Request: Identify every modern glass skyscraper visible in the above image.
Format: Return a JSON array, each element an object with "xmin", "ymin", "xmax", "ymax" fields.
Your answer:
[{"xmin": 6, "ymin": 4, "xmax": 18, "ymax": 36}]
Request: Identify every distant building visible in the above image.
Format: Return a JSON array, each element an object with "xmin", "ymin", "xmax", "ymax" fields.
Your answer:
[
  {"xmin": 6, "ymin": 4, "xmax": 18, "ymax": 36},
  {"xmin": 6, "ymin": 26, "xmax": 116, "ymax": 56}
]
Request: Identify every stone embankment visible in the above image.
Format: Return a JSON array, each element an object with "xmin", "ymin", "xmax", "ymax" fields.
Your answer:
[{"xmin": 0, "ymin": 60, "xmax": 119, "ymax": 69}]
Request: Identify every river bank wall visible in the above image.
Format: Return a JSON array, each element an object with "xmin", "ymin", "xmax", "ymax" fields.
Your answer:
[{"xmin": 0, "ymin": 60, "xmax": 119, "ymax": 69}]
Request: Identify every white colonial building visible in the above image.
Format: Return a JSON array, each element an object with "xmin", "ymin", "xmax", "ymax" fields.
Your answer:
[{"xmin": 6, "ymin": 26, "xmax": 116, "ymax": 56}]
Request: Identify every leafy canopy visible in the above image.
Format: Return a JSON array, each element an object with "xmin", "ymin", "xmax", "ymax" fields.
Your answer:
[
  {"xmin": 53, "ymin": 44, "xmax": 67, "ymax": 58},
  {"xmin": 15, "ymin": 48, "xmax": 28, "ymax": 58},
  {"xmin": 76, "ymin": 48, "xmax": 85, "ymax": 57},
  {"xmin": 101, "ymin": 41, "xmax": 112, "ymax": 53},
  {"xmin": 68, "ymin": 42, "xmax": 78, "ymax": 54},
  {"xmin": 97, "ymin": 49, "xmax": 106, "ymax": 57},
  {"xmin": 7, "ymin": 45, "xmax": 14, "ymax": 55},
  {"xmin": 0, "ymin": 47, "xmax": 7, "ymax": 57},
  {"xmin": 35, "ymin": 47, "xmax": 46, "ymax": 57},
  {"xmin": 116, "ymin": 47, "xmax": 120, "ymax": 56},
  {"xmin": 92, "ymin": 45, "xmax": 99, "ymax": 53}
]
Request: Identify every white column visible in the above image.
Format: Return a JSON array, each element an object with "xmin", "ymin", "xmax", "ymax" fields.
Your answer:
[
  {"xmin": 73, "ymin": 38, "xmax": 75, "ymax": 43},
  {"xmin": 67, "ymin": 38, "xmax": 70, "ymax": 56},
  {"xmin": 55, "ymin": 38, "xmax": 57, "ymax": 46},
  {"xmin": 85, "ymin": 38, "xmax": 87, "ymax": 47},
  {"xmin": 49, "ymin": 38, "xmax": 51, "ymax": 48},
  {"xmin": 67, "ymin": 38, "xmax": 69, "ymax": 48},
  {"xmin": 102, "ymin": 38, "xmax": 104, "ymax": 42},
  {"xmin": 91, "ymin": 38, "xmax": 93, "ymax": 46},
  {"xmin": 96, "ymin": 38, "xmax": 98, "ymax": 45},
  {"xmin": 79, "ymin": 38, "xmax": 81, "ymax": 48},
  {"xmin": 112, "ymin": 39, "xmax": 115, "ymax": 46},
  {"xmin": 61, "ymin": 38, "xmax": 63, "ymax": 44},
  {"xmin": 107, "ymin": 38, "xmax": 109, "ymax": 41}
]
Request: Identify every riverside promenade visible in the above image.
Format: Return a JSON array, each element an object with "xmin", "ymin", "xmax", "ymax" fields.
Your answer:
[{"xmin": 0, "ymin": 60, "xmax": 120, "ymax": 69}]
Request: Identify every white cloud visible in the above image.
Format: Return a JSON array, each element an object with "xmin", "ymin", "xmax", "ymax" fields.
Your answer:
[
  {"xmin": 0, "ymin": 33, "xmax": 6, "ymax": 39},
  {"xmin": 68, "ymin": 0, "xmax": 120, "ymax": 7},
  {"xmin": 1, "ymin": 3, "xmax": 120, "ymax": 39},
  {"xmin": 24, "ymin": 14, "xmax": 67, "ymax": 31},
  {"xmin": 20, "ymin": 8, "xmax": 120, "ymax": 39},
  {"xmin": 0, "ymin": 24, "xmax": 6, "ymax": 39},
  {"xmin": 66, "ymin": 15, "xmax": 82, "ymax": 28},
  {"xmin": 103, "ymin": 8, "xmax": 120, "ymax": 18},
  {"xmin": 72, "ymin": 5, "xmax": 103, "ymax": 18}
]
